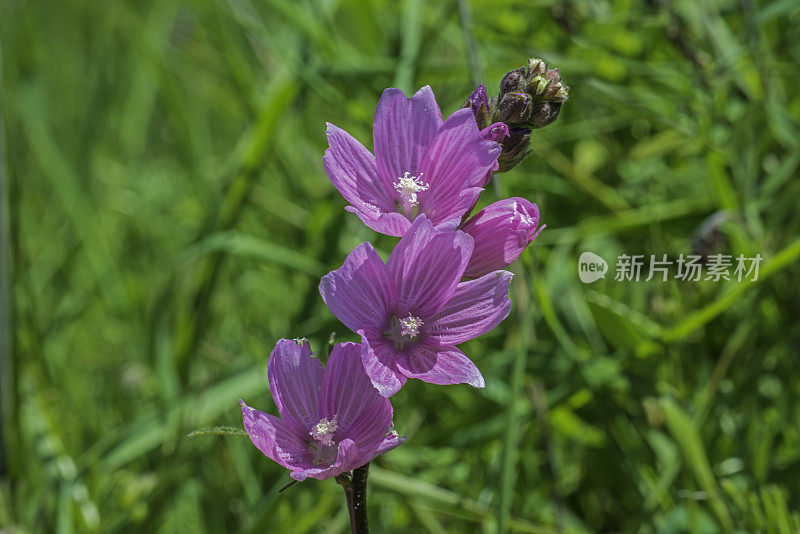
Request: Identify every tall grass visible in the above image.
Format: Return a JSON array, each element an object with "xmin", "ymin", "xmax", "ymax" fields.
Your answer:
[{"xmin": 2, "ymin": 0, "xmax": 799, "ymax": 531}]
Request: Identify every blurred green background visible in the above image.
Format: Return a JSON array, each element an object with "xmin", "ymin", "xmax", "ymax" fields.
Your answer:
[{"xmin": 2, "ymin": 0, "xmax": 800, "ymax": 532}]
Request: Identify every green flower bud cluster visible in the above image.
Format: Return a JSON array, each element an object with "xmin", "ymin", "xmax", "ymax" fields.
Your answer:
[
  {"xmin": 498, "ymin": 58, "xmax": 569, "ymax": 130},
  {"xmin": 464, "ymin": 58, "xmax": 569, "ymax": 172}
]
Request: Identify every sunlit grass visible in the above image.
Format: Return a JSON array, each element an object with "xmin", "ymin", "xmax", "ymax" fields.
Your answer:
[{"xmin": 2, "ymin": 0, "xmax": 800, "ymax": 531}]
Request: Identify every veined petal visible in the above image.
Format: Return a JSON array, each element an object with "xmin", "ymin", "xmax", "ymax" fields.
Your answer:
[
  {"xmin": 462, "ymin": 198, "xmax": 543, "ymax": 278},
  {"xmin": 240, "ymin": 400, "xmax": 311, "ymax": 471},
  {"xmin": 345, "ymin": 206, "xmax": 411, "ymax": 238},
  {"xmin": 417, "ymin": 108, "xmax": 501, "ymax": 224},
  {"xmin": 319, "ymin": 243, "xmax": 397, "ymax": 333},
  {"xmin": 359, "ymin": 328, "xmax": 406, "ymax": 397},
  {"xmin": 428, "ymin": 187, "xmax": 483, "ymax": 231},
  {"xmin": 267, "ymin": 339, "xmax": 323, "ymax": 434},
  {"xmin": 478, "ymin": 122, "xmax": 509, "ymax": 185},
  {"xmin": 344, "ymin": 397, "xmax": 394, "ymax": 451},
  {"xmin": 427, "ymin": 271, "xmax": 513, "ymax": 345},
  {"xmin": 324, "ymin": 123, "xmax": 393, "ymax": 216},
  {"xmin": 350, "ymin": 431, "xmax": 406, "ymax": 469},
  {"xmin": 387, "ymin": 216, "xmax": 473, "ymax": 317},
  {"xmin": 319, "ymin": 342, "xmax": 392, "ymax": 444},
  {"xmin": 396, "ymin": 344, "xmax": 485, "ymax": 388},
  {"xmin": 373, "ymin": 86, "xmax": 443, "ymax": 194},
  {"xmin": 291, "ymin": 438, "xmax": 360, "ymax": 481},
  {"xmin": 376, "ymin": 432, "xmax": 406, "ymax": 455}
]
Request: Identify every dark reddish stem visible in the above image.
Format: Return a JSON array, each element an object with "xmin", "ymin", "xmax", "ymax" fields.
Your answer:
[{"xmin": 335, "ymin": 463, "xmax": 370, "ymax": 534}]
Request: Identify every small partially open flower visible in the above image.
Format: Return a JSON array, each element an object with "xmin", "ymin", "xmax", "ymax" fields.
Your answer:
[
  {"xmin": 461, "ymin": 198, "xmax": 544, "ymax": 278},
  {"xmin": 241, "ymin": 340, "xmax": 404, "ymax": 481}
]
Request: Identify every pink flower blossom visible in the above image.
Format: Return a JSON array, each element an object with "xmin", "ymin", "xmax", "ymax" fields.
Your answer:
[
  {"xmin": 461, "ymin": 197, "xmax": 544, "ymax": 278},
  {"xmin": 324, "ymin": 86, "xmax": 502, "ymax": 236},
  {"xmin": 241, "ymin": 339, "xmax": 403, "ymax": 481},
  {"xmin": 319, "ymin": 216, "xmax": 512, "ymax": 397}
]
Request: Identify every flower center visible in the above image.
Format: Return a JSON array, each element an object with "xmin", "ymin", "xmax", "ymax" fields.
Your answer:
[
  {"xmin": 309, "ymin": 415, "xmax": 338, "ymax": 447},
  {"xmin": 394, "ymin": 172, "xmax": 429, "ymax": 208},
  {"xmin": 383, "ymin": 313, "xmax": 426, "ymax": 350},
  {"xmin": 398, "ymin": 314, "xmax": 423, "ymax": 339}
]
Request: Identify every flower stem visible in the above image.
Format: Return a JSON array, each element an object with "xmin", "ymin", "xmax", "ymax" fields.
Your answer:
[{"xmin": 336, "ymin": 463, "xmax": 370, "ymax": 534}]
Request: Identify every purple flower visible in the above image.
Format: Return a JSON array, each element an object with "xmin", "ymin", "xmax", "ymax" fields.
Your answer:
[
  {"xmin": 240, "ymin": 339, "xmax": 404, "ymax": 481},
  {"xmin": 464, "ymin": 84, "xmax": 489, "ymax": 120},
  {"xmin": 319, "ymin": 215, "xmax": 513, "ymax": 397},
  {"xmin": 464, "ymin": 84, "xmax": 509, "ymax": 142},
  {"xmin": 461, "ymin": 197, "xmax": 544, "ymax": 278},
  {"xmin": 324, "ymin": 86, "xmax": 502, "ymax": 237}
]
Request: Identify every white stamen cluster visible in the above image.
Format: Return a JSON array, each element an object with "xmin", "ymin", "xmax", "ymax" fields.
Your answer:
[
  {"xmin": 399, "ymin": 314, "xmax": 424, "ymax": 338},
  {"xmin": 394, "ymin": 172, "xmax": 429, "ymax": 208},
  {"xmin": 309, "ymin": 416, "xmax": 338, "ymax": 447}
]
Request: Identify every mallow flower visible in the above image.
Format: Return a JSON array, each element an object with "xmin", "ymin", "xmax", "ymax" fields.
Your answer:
[
  {"xmin": 240, "ymin": 339, "xmax": 404, "ymax": 481},
  {"xmin": 461, "ymin": 197, "xmax": 544, "ymax": 278},
  {"xmin": 319, "ymin": 215, "xmax": 513, "ymax": 397},
  {"xmin": 323, "ymin": 86, "xmax": 503, "ymax": 237},
  {"xmin": 463, "ymin": 84, "xmax": 510, "ymax": 145}
]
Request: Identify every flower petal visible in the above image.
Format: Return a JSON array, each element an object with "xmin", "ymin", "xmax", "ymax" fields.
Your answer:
[
  {"xmin": 427, "ymin": 271, "xmax": 513, "ymax": 345},
  {"xmin": 324, "ymin": 123, "xmax": 394, "ymax": 216},
  {"xmin": 319, "ymin": 342, "xmax": 393, "ymax": 448},
  {"xmin": 387, "ymin": 215, "xmax": 473, "ymax": 317},
  {"xmin": 319, "ymin": 242, "xmax": 397, "ymax": 333},
  {"xmin": 240, "ymin": 400, "xmax": 311, "ymax": 471},
  {"xmin": 345, "ymin": 206, "xmax": 411, "ymax": 238},
  {"xmin": 349, "ymin": 431, "xmax": 406, "ymax": 470},
  {"xmin": 373, "ymin": 86, "xmax": 443, "ymax": 193},
  {"xmin": 359, "ymin": 328, "xmax": 406, "ymax": 397},
  {"xmin": 291, "ymin": 438, "xmax": 360, "ymax": 481},
  {"xmin": 376, "ymin": 432, "xmax": 406, "ymax": 455},
  {"xmin": 345, "ymin": 398, "xmax": 394, "ymax": 450},
  {"xmin": 478, "ymin": 122, "xmax": 510, "ymax": 185},
  {"xmin": 461, "ymin": 198, "xmax": 543, "ymax": 278},
  {"xmin": 396, "ymin": 344, "xmax": 485, "ymax": 387},
  {"xmin": 417, "ymin": 108, "xmax": 501, "ymax": 225},
  {"xmin": 429, "ymin": 186, "xmax": 483, "ymax": 231},
  {"xmin": 267, "ymin": 339, "xmax": 323, "ymax": 433}
]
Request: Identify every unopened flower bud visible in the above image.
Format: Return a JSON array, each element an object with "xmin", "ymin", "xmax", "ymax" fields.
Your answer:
[
  {"xmin": 497, "ymin": 92, "xmax": 532, "ymax": 124},
  {"xmin": 527, "ymin": 101, "xmax": 563, "ymax": 129},
  {"xmin": 528, "ymin": 74, "xmax": 550, "ymax": 97},
  {"xmin": 527, "ymin": 58, "xmax": 547, "ymax": 76},
  {"xmin": 545, "ymin": 67, "xmax": 562, "ymax": 84},
  {"xmin": 500, "ymin": 68, "xmax": 528, "ymax": 96},
  {"xmin": 461, "ymin": 197, "xmax": 544, "ymax": 278},
  {"xmin": 497, "ymin": 128, "xmax": 531, "ymax": 172},
  {"xmin": 463, "ymin": 84, "xmax": 490, "ymax": 130},
  {"xmin": 480, "ymin": 122, "xmax": 509, "ymax": 144},
  {"xmin": 542, "ymin": 68, "xmax": 569, "ymax": 103},
  {"xmin": 462, "ymin": 57, "xmax": 568, "ymax": 173},
  {"xmin": 494, "ymin": 59, "xmax": 569, "ymax": 136}
]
